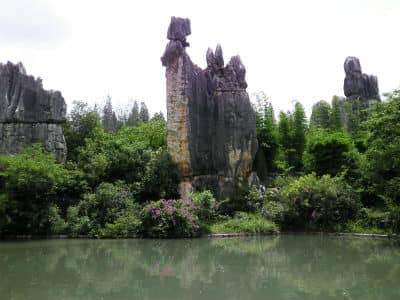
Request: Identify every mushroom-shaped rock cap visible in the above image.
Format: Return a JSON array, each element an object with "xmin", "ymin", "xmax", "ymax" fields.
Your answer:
[
  {"xmin": 344, "ymin": 56, "xmax": 362, "ymax": 74},
  {"xmin": 167, "ymin": 17, "xmax": 191, "ymax": 42}
]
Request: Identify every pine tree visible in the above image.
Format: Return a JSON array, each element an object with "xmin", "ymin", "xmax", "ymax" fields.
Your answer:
[
  {"xmin": 139, "ymin": 102, "xmax": 149, "ymax": 123},
  {"xmin": 102, "ymin": 95, "xmax": 117, "ymax": 132},
  {"xmin": 127, "ymin": 100, "xmax": 140, "ymax": 127}
]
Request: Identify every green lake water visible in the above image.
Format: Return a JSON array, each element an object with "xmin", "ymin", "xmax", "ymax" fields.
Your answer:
[{"xmin": 0, "ymin": 235, "xmax": 399, "ymax": 300}]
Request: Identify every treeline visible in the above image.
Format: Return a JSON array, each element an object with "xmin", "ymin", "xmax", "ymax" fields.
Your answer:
[
  {"xmin": 252, "ymin": 90, "xmax": 400, "ymax": 233},
  {"xmin": 0, "ymin": 91, "xmax": 399, "ymax": 238},
  {"xmin": 74, "ymin": 96, "xmax": 165, "ymax": 133}
]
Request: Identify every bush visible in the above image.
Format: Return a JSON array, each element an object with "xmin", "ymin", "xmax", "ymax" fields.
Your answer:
[
  {"xmin": 243, "ymin": 187, "xmax": 265, "ymax": 212},
  {"xmin": 75, "ymin": 121, "xmax": 179, "ymax": 201},
  {"xmin": 141, "ymin": 199, "xmax": 201, "ymax": 238},
  {"xmin": 66, "ymin": 181, "xmax": 140, "ymax": 237},
  {"xmin": 209, "ymin": 212, "xmax": 279, "ymax": 234},
  {"xmin": 190, "ymin": 190, "xmax": 216, "ymax": 223},
  {"xmin": 99, "ymin": 212, "xmax": 142, "ymax": 238},
  {"xmin": 261, "ymin": 201, "xmax": 287, "ymax": 223},
  {"xmin": 279, "ymin": 173, "xmax": 362, "ymax": 230},
  {"xmin": 45, "ymin": 205, "xmax": 67, "ymax": 234},
  {"xmin": 388, "ymin": 206, "xmax": 400, "ymax": 234},
  {"xmin": 65, "ymin": 206, "xmax": 90, "ymax": 236},
  {"xmin": 0, "ymin": 145, "xmax": 75, "ymax": 234},
  {"xmin": 345, "ymin": 208, "xmax": 390, "ymax": 234},
  {"xmin": 359, "ymin": 208, "xmax": 390, "ymax": 229}
]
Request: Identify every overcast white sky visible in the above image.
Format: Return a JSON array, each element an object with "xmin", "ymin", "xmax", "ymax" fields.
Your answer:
[{"xmin": 1, "ymin": 0, "xmax": 399, "ymax": 117}]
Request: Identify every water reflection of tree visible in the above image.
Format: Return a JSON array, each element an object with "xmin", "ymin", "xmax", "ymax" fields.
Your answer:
[{"xmin": 0, "ymin": 237, "xmax": 399, "ymax": 300}]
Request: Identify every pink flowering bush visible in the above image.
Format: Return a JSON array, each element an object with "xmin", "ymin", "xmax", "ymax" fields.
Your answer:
[{"xmin": 141, "ymin": 199, "xmax": 201, "ymax": 238}]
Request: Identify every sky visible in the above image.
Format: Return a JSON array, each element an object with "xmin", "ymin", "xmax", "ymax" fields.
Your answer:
[{"xmin": 1, "ymin": 0, "xmax": 399, "ymax": 118}]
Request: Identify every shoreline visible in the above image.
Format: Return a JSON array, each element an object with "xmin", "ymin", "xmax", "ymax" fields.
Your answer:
[{"xmin": 1, "ymin": 231, "xmax": 399, "ymax": 241}]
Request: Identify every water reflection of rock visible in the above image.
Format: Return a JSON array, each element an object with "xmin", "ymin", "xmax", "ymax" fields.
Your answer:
[{"xmin": 0, "ymin": 237, "xmax": 399, "ymax": 300}]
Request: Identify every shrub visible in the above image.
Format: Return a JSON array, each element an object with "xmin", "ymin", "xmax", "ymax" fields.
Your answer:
[
  {"xmin": 190, "ymin": 190, "xmax": 216, "ymax": 223},
  {"xmin": 209, "ymin": 212, "xmax": 279, "ymax": 234},
  {"xmin": 359, "ymin": 208, "xmax": 390, "ymax": 229},
  {"xmin": 65, "ymin": 206, "xmax": 90, "ymax": 236},
  {"xmin": 0, "ymin": 145, "xmax": 75, "ymax": 234},
  {"xmin": 45, "ymin": 205, "xmax": 67, "ymax": 234},
  {"xmin": 279, "ymin": 173, "xmax": 362, "ymax": 230},
  {"xmin": 99, "ymin": 212, "xmax": 142, "ymax": 238},
  {"xmin": 388, "ymin": 205, "xmax": 400, "ymax": 234},
  {"xmin": 345, "ymin": 208, "xmax": 390, "ymax": 234},
  {"xmin": 75, "ymin": 120, "xmax": 179, "ymax": 202},
  {"xmin": 141, "ymin": 199, "xmax": 201, "ymax": 238},
  {"xmin": 243, "ymin": 186, "xmax": 265, "ymax": 212},
  {"xmin": 261, "ymin": 201, "xmax": 287, "ymax": 223},
  {"xmin": 66, "ymin": 181, "xmax": 140, "ymax": 237}
]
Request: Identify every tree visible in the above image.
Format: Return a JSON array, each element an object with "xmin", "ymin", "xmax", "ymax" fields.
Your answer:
[
  {"xmin": 151, "ymin": 111, "xmax": 166, "ymax": 123},
  {"xmin": 278, "ymin": 111, "xmax": 296, "ymax": 170},
  {"xmin": 253, "ymin": 92, "xmax": 279, "ymax": 178},
  {"xmin": 361, "ymin": 91, "xmax": 400, "ymax": 204},
  {"xmin": 330, "ymin": 96, "xmax": 343, "ymax": 131},
  {"xmin": 0, "ymin": 145, "xmax": 74, "ymax": 234},
  {"xmin": 304, "ymin": 130, "xmax": 358, "ymax": 177},
  {"xmin": 127, "ymin": 100, "xmax": 140, "ymax": 127},
  {"xmin": 139, "ymin": 102, "xmax": 149, "ymax": 123},
  {"xmin": 310, "ymin": 100, "xmax": 331, "ymax": 130},
  {"xmin": 292, "ymin": 102, "xmax": 307, "ymax": 170},
  {"xmin": 102, "ymin": 95, "xmax": 118, "ymax": 132},
  {"xmin": 64, "ymin": 101, "xmax": 103, "ymax": 161}
]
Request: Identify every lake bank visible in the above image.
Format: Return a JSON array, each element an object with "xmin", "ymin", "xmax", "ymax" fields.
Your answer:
[{"xmin": 2, "ymin": 231, "xmax": 399, "ymax": 240}]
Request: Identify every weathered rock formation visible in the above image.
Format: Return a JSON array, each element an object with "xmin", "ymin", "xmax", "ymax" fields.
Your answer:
[
  {"xmin": 0, "ymin": 62, "xmax": 67, "ymax": 162},
  {"xmin": 161, "ymin": 17, "xmax": 258, "ymax": 200},
  {"xmin": 344, "ymin": 56, "xmax": 380, "ymax": 104}
]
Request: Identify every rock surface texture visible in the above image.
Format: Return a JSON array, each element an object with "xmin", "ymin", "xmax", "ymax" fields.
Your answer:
[
  {"xmin": 161, "ymin": 17, "xmax": 258, "ymax": 199},
  {"xmin": 0, "ymin": 62, "xmax": 67, "ymax": 162},
  {"xmin": 343, "ymin": 56, "xmax": 380, "ymax": 104}
]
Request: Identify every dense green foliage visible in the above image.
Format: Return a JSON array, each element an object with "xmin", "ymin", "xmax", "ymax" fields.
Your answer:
[
  {"xmin": 253, "ymin": 92, "xmax": 279, "ymax": 178},
  {"xmin": 1, "ymin": 91, "xmax": 400, "ymax": 237},
  {"xmin": 278, "ymin": 174, "xmax": 361, "ymax": 230},
  {"xmin": 304, "ymin": 130, "xmax": 359, "ymax": 176},
  {"xmin": 209, "ymin": 212, "xmax": 279, "ymax": 234}
]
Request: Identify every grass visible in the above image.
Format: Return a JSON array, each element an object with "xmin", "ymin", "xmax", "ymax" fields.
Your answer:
[
  {"xmin": 209, "ymin": 213, "xmax": 279, "ymax": 234},
  {"xmin": 343, "ymin": 221, "xmax": 388, "ymax": 235}
]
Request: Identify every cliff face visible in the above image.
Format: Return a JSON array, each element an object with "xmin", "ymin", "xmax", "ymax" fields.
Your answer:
[
  {"xmin": 344, "ymin": 56, "xmax": 380, "ymax": 104},
  {"xmin": 162, "ymin": 17, "xmax": 258, "ymax": 199},
  {"xmin": 0, "ymin": 62, "xmax": 67, "ymax": 162}
]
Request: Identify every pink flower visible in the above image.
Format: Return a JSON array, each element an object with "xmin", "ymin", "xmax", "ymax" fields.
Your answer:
[
  {"xmin": 155, "ymin": 209, "xmax": 161, "ymax": 216},
  {"xmin": 311, "ymin": 209, "xmax": 317, "ymax": 219}
]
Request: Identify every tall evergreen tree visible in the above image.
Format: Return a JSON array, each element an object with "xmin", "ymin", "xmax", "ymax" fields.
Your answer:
[
  {"xmin": 292, "ymin": 102, "xmax": 307, "ymax": 170},
  {"xmin": 310, "ymin": 100, "xmax": 331, "ymax": 130},
  {"xmin": 330, "ymin": 96, "xmax": 343, "ymax": 131},
  {"xmin": 151, "ymin": 111, "xmax": 166, "ymax": 123},
  {"xmin": 102, "ymin": 95, "xmax": 118, "ymax": 132},
  {"xmin": 139, "ymin": 102, "xmax": 150, "ymax": 123},
  {"xmin": 127, "ymin": 100, "xmax": 140, "ymax": 127},
  {"xmin": 278, "ymin": 111, "xmax": 296, "ymax": 169},
  {"xmin": 254, "ymin": 92, "xmax": 279, "ymax": 177}
]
